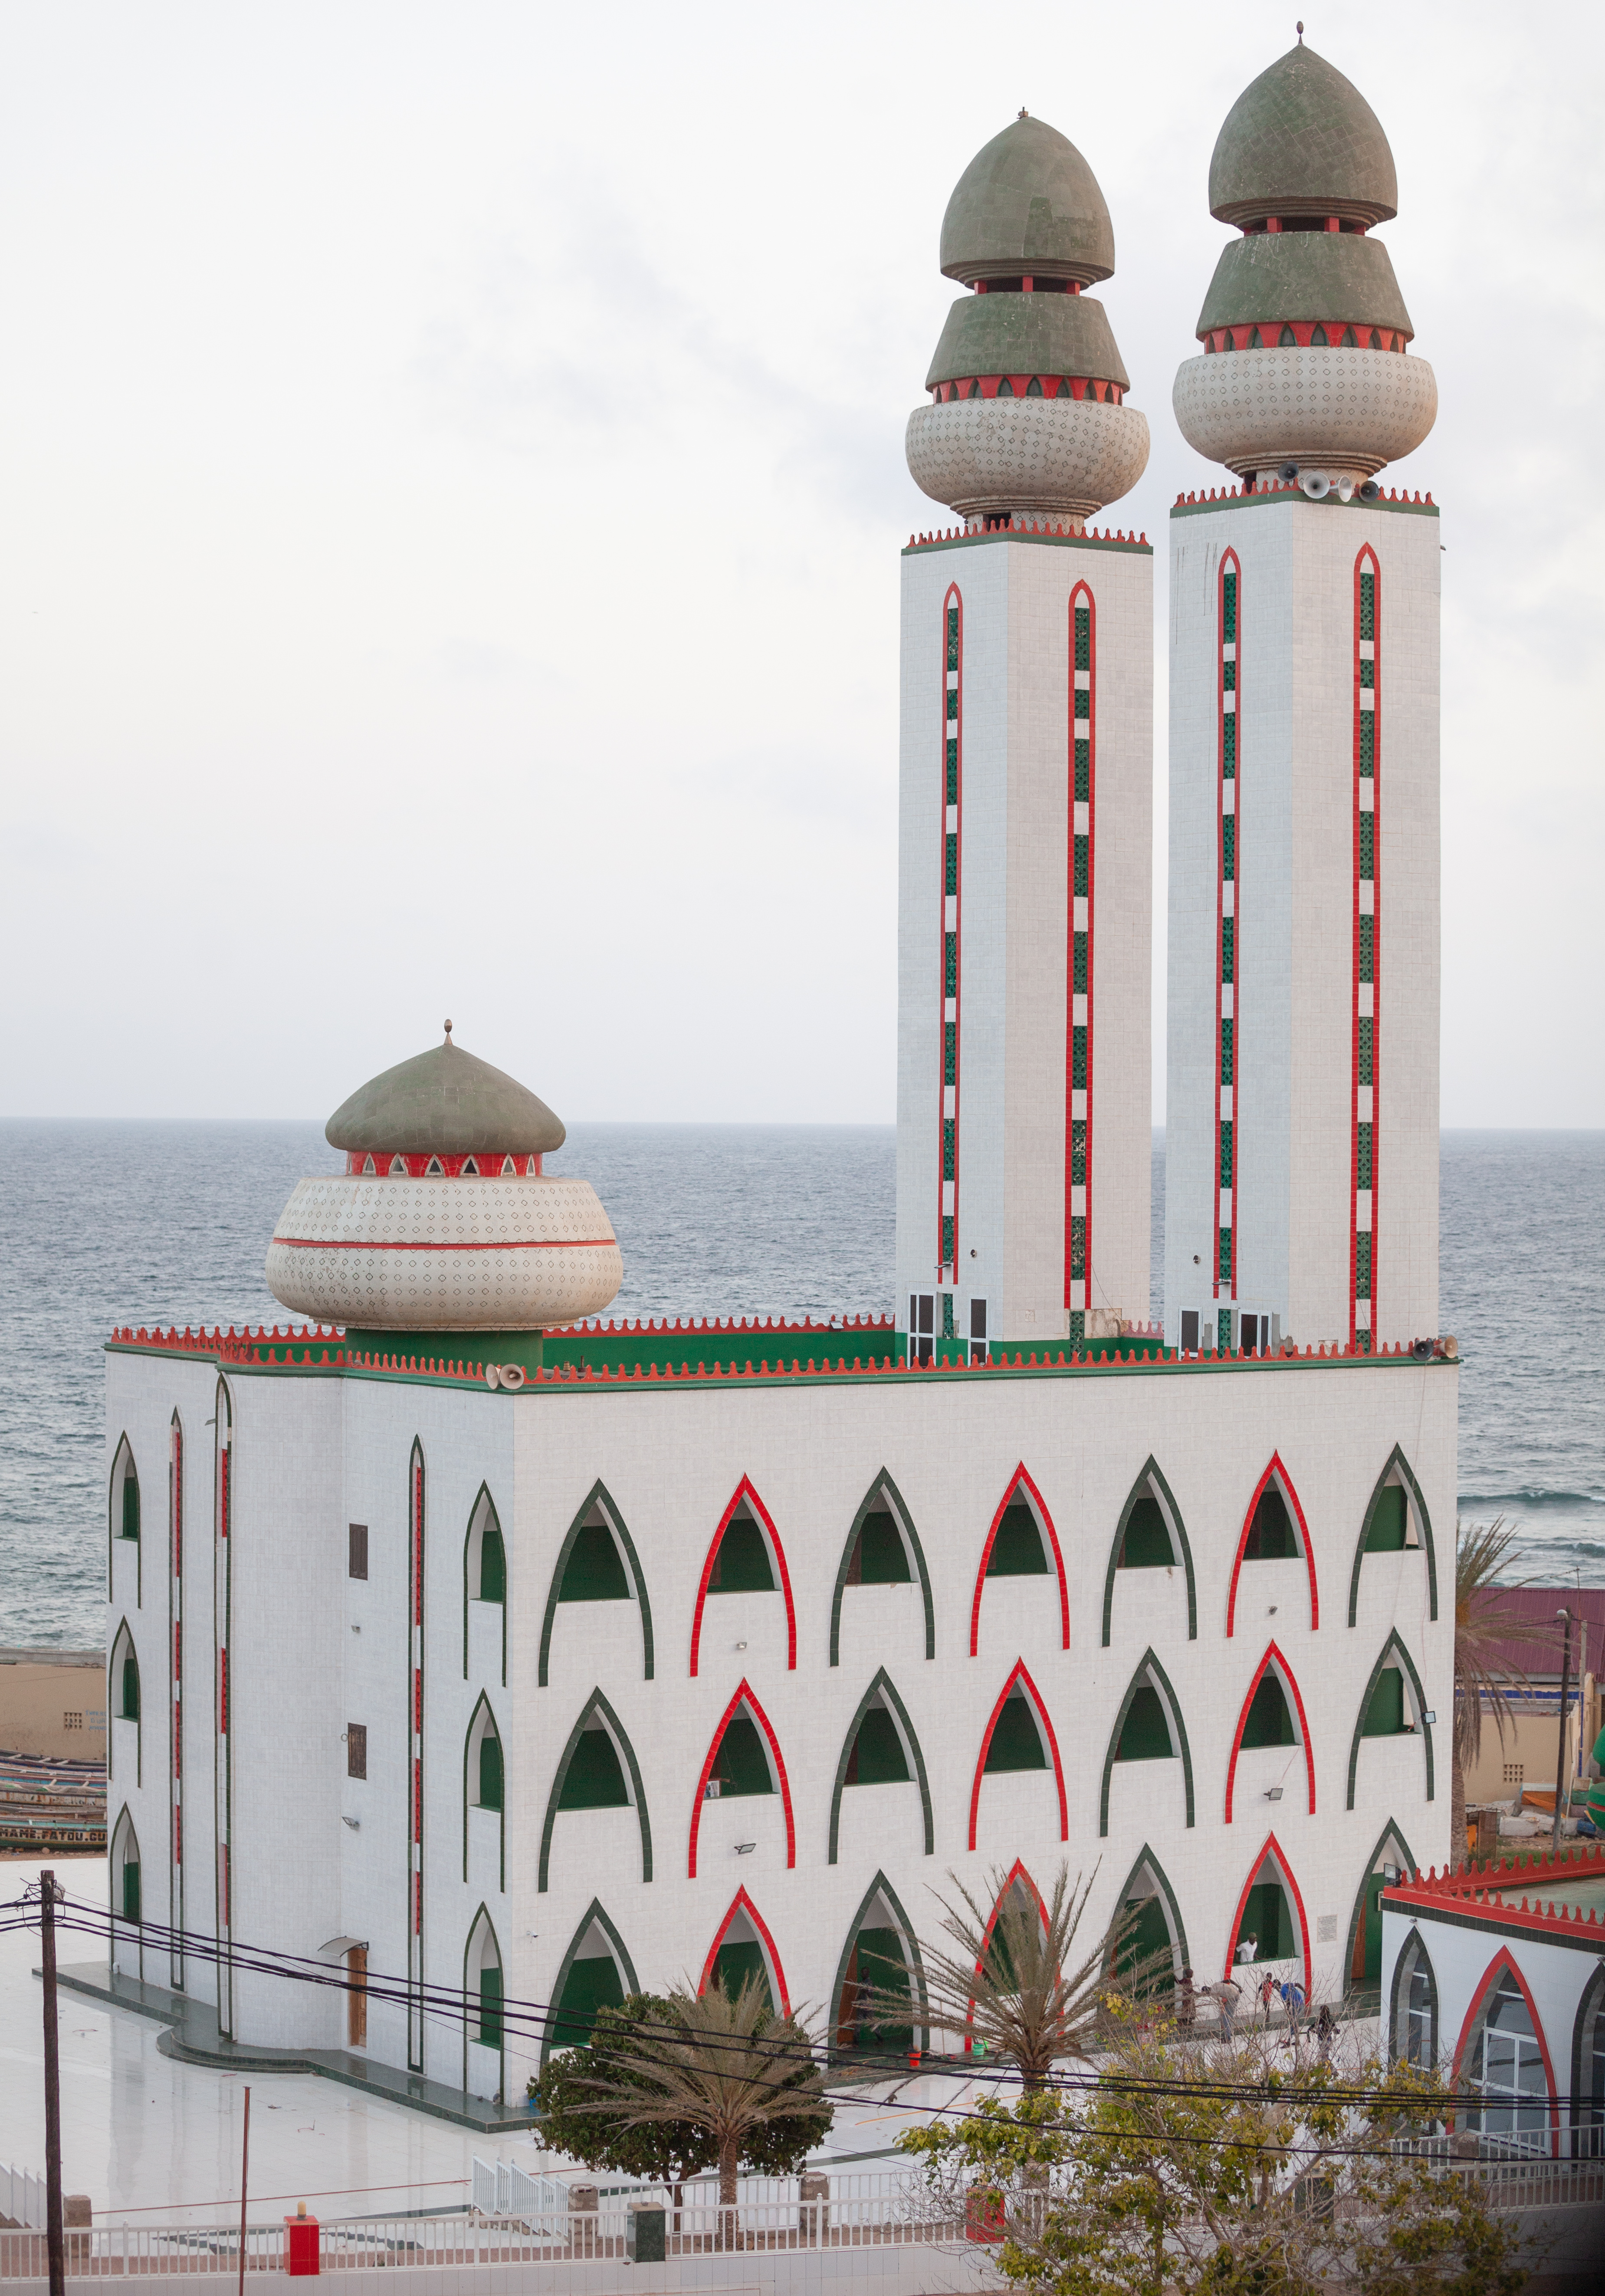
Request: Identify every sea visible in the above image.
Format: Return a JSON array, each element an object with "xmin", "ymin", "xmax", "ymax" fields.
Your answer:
[{"xmin": 0, "ymin": 1123, "xmax": 1598, "ymax": 1648}]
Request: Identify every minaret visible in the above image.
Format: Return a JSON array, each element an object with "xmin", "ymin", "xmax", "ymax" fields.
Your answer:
[
  {"xmin": 896, "ymin": 114, "xmax": 1152, "ymax": 1362},
  {"xmin": 1163, "ymin": 40, "xmax": 1440, "ymax": 1356}
]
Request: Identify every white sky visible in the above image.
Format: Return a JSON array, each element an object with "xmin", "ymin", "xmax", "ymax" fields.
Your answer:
[{"xmin": 1, "ymin": 0, "xmax": 1599, "ymax": 1126}]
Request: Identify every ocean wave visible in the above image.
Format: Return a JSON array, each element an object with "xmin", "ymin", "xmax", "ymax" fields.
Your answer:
[{"xmin": 1458, "ymin": 1489, "xmax": 1605, "ymax": 1511}]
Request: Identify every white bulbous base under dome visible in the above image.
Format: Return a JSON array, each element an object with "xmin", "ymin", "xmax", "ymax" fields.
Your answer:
[
  {"xmin": 906, "ymin": 394, "xmax": 1150, "ymax": 527},
  {"xmin": 1172, "ymin": 345, "xmax": 1437, "ymax": 483},
  {"xmin": 265, "ymin": 1175, "xmax": 623, "ymax": 1330}
]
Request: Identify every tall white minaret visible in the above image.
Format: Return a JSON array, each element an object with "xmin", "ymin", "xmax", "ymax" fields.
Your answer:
[
  {"xmin": 896, "ymin": 113, "xmax": 1152, "ymax": 1363},
  {"xmin": 1163, "ymin": 40, "xmax": 1440, "ymax": 1357}
]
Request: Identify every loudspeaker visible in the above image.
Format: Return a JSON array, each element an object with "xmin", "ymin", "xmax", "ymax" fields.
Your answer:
[{"xmin": 1300, "ymin": 470, "xmax": 1330, "ymax": 499}]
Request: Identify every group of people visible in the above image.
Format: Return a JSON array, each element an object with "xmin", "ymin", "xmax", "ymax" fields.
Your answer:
[{"xmin": 1169, "ymin": 1947, "xmax": 1335, "ymax": 2054}]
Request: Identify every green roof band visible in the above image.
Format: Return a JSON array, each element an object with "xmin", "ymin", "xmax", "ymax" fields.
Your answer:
[
  {"xmin": 326, "ymin": 1033, "xmax": 565, "ymax": 1157},
  {"xmin": 1195, "ymin": 233, "xmax": 1413, "ymax": 341},
  {"xmin": 926, "ymin": 291, "xmax": 1129, "ymax": 394}
]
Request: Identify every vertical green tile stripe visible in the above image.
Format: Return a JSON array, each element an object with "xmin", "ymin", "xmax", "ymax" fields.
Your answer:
[
  {"xmin": 1217, "ymin": 561, "xmax": 1238, "ymax": 1316},
  {"xmin": 1353, "ymin": 559, "xmax": 1379, "ymax": 1356}
]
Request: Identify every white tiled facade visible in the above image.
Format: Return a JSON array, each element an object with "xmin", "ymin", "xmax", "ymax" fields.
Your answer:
[
  {"xmin": 105, "ymin": 1340, "xmax": 1454, "ymax": 2105},
  {"xmin": 896, "ymin": 532, "xmax": 1152, "ymax": 1360},
  {"xmin": 1164, "ymin": 493, "xmax": 1441, "ymax": 1353}
]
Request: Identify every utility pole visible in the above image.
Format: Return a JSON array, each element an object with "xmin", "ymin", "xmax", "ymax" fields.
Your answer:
[
  {"xmin": 39, "ymin": 1868, "xmax": 65, "ymax": 2296},
  {"xmin": 1552, "ymin": 1609, "xmax": 1574, "ymax": 1856},
  {"xmin": 237, "ymin": 2086, "xmax": 251, "ymax": 2296}
]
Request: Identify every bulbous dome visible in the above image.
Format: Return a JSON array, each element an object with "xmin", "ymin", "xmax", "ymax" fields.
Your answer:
[
  {"xmin": 940, "ymin": 113, "xmax": 1114, "ymax": 287},
  {"xmin": 1209, "ymin": 43, "xmax": 1398, "ymax": 227},
  {"xmin": 326, "ymin": 1031, "xmax": 565, "ymax": 1156}
]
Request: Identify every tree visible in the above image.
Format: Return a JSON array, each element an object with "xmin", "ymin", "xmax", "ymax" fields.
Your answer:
[
  {"xmin": 562, "ymin": 1972, "xmax": 831, "ymax": 2205},
  {"xmin": 1451, "ymin": 1518, "xmax": 1546, "ymax": 1859},
  {"xmin": 899, "ymin": 2000, "xmax": 1533, "ymax": 2296},
  {"xmin": 533, "ymin": 1995, "xmax": 718, "ymax": 2201},
  {"xmin": 867, "ymin": 1862, "xmax": 1157, "ymax": 2088}
]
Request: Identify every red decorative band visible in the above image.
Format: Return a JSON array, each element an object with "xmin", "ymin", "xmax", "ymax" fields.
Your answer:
[
  {"xmin": 1201, "ymin": 323, "xmax": 1409, "ymax": 354},
  {"xmin": 930, "ymin": 375, "xmax": 1125, "ymax": 405},
  {"xmin": 272, "ymin": 1235, "xmax": 615, "ymax": 1253},
  {"xmin": 345, "ymin": 1152, "xmax": 544, "ymax": 1178}
]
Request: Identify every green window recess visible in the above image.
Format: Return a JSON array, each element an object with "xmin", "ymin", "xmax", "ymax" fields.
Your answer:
[
  {"xmin": 1222, "ymin": 816, "xmax": 1235, "ymax": 877},
  {"xmin": 558, "ymin": 1521, "xmax": 629, "ymax": 1603},
  {"xmin": 1070, "ymin": 1217, "xmax": 1086, "ymax": 1279},
  {"xmin": 946, "ymin": 746, "xmax": 958, "ymax": 805},
  {"xmin": 1073, "ymin": 836, "xmax": 1088, "ymax": 897},
  {"xmin": 121, "ymin": 1656, "xmax": 140, "ymax": 1721},
  {"xmin": 985, "ymin": 1692, "xmax": 1047, "ymax": 1773},
  {"xmin": 1223, "ymin": 658, "xmax": 1236, "ymax": 691},
  {"xmin": 1218, "ymin": 1310, "xmax": 1235, "ymax": 1352},
  {"xmin": 1357, "ymin": 1122, "xmax": 1374, "ymax": 1189},
  {"xmin": 1358, "ymin": 1016, "xmax": 1373, "ymax": 1086},
  {"xmin": 478, "ymin": 1525, "xmax": 506, "ymax": 1603},
  {"xmin": 1074, "ymin": 740, "xmax": 1089, "ymax": 803},
  {"xmin": 121, "ymin": 1862, "xmax": 141, "ymax": 1924},
  {"xmin": 1068, "ymin": 1308, "xmax": 1085, "ymax": 1344},
  {"xmin": 945, "ymin": 834, "xmax": 958, "ymax": 895},
  {"xmin": 550, "ymin": 1952, "xmax": 624, "ymax": 2051},
  {"xmin": 1359, "ymin": 815, "xmax": 1374, "ymax": 878},
  {"xmin": 1359, "ymin": 576, "xmax": 1374, "ymax": 642},
  {"xmin": 1220, "ymin": 1020, "xmax": 1233, "ymax": 1084},
  {"xmin": 1241, "ymin": 1674, "xmax": 1296, "ymax": 1749},
  {"xmin": 847, "ymin": 1509, "xmax": 911, "ymax": 1587},
  {"xmin": 1237, "ymin": 1879, "xmax": 1296, "ymax": 1961},
  {"xmin": 121, "ymin": 1478, "xmax": 140, "ymax": 1541},
  {"xmin": 1244, "ymin": 1488, "xmax": 1296, "ymax": 1560},
  {"xmin": 1223, "ymin": 573, "xmax": 1237, "ymax": 641},
  {"xmin": 1073, "ymin": 935, "xmax": 1087, "ymax": 995},
  {"xmin": 942, "ymin": 1122, "xmax": 955, "ymax": 1182},
  {"xmin": 1025, "ymin": 375, "xmax": 1043, "ymax": 397},
  {"xmin": 559, "ymin": 1726, "xmax": 630, "ymax": 1810},
  {"xmin": 1223, "ymin": 714, "xmax": 1235, "ymax": 768},
  {"xmin": 1074, "ymin": 610, "xmax": 1090, "ymax": 673},
  {"xmin": 942, "ymin": 1293, "xmax": 955, "ymax": 1340},
  {"xmin": 1114, "ymin": 1896, "xmax": 1173, "ymax": 1993},
  {"xmin": 709, "ymin": 1516, "xmax": 774, "ymax": 1593},
  {"xmin": 996, "ymin": 375, "xmax": 1014, "ymax": 397},
  {"xmin": 1119, "ymin": 1495, "xmax": 1172, "ymax": 1569},
  {"xmin": 946, "ymin": 689, "xmax": 958, "ymax": 722},
  {"xmin": 1362, "ymin": 1668, "xmax": 1408, "ymax": 1737},
  {"xmin": 1218, "ymin": 1227, "xmax": 1233, "ymax": 1282},
  {"xmin": 1071, "ymin": 1027, "xmax": 1086, "ymax": 1091},
  {"xmin": 477, "ymin": 1965, "xmax": 503, "ymax": 2050},
  {"xmin": 711, "ymin": 1938, "xmax": 771, "ymax": 2010},
  {"xmin": 1359, "ymin": 915, "xmax": 1374, "ymax": 983},
  {"xmin": 988, "ymin": 1503, "xmax": 1048, "ymax": 1578},
  {"xmin": 943, "ymin": 1021, "xmax": 956, "ymax": 1086},
  {"xmin": 1218, "ymin": 1121, "xmax": 1234, "ymax": 1187},
  {"xmin": 944, "ymin": 938, "xmax": 957, "ymax": 997},
  {"xmin": 1356, "ymin": 1232, "xmax": 1372, "ymax": 1295},
  {"xmin": 1360, "ymin": 714, "xmax": 1374, "ymax": 770},
  {"xmin": 478, "ymin": 1733, "xmax": 504, "ymax": 1811},
  {"xmin": 1070, "ymin": 1119, "xmax": 1086, "ymax": 1186},
  {"xmin": 1116, "ymin": 1686, "xmax": 1173, "ymax": 1763},
  {"xmin": 941, "ymin": 1216, "xmax": 954, "ymax": 1265},
  {"xmin": 1221, "ymin": 917, "xmax": 1234, "ymax": 982},
  {"xmin": 1278, "ymin": 324, "xmax": 1297, "ymax": 347},
  {"xmin": 838, "ymin": 1928, "xmax": 912, "ymax": 2051},
  {"xmin": 1367, "ymin": 1485, "xmax": 1409, "ymax": 1552},
  {"xmin": 844, "ymin": 1707, "xmax": 911, "ymax": 1787},
  {"xmin": 1360, "ymin": 657, "xmax": 1374, "ymax": 689},
  {"xmin": 946, "ymin": 609, "xmax": 958, "ymax": 672},
  {"xmin": 712, "ymin": 1715, "xmax": 773, "ymax": 1797}
]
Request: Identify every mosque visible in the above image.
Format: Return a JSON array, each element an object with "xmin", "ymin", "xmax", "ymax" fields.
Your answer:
[{"xmin": 99, "ymin": 42, "xmax": 1459, "ymax": 2119}]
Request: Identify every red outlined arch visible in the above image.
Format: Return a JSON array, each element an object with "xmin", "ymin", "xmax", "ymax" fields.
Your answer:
[
  {"xmin": 687, "ymin": 1678, "xmax": 796, "ymax": 1879},
  {"xmin": 688, "ymin": 1477, "xmax": 796, "ymax": 1677},
  {"xmin": 698, "ymin": 1886, "xmax": 792, "ymax": 2018},
  {"xmin": 962, "ymin": 1858, "xmax": 1053, "ymax": 2052},
  {"xmin": 1224, "ymin": 1454, "xmax": 1319, "ymax": 1636},
  {"xmin": 1216, "ymin": 547, "xmax": 1242, "ymax": 1307},
  {"xmin": 969, "ymin": 1466, "xmax": 1070, "ymax": 1657},
  {"xmin": 968, "ymin": 1660, "xmax": 1068, "ymax": 1850},
  {"xmin": 1449, "ymin": 1946, "xmax": 1560, "ymax": 2157},
  {"xmin": 1222, "ymin": 1832, "xmax": 1311, "ymax": 1989},
  {"xmin": 1224, "ymin": 1641, "xmax": 1316, "ymax": 1821},
  {"xmin": 1065, "ymin": 580, "xmax": 1096, "ymax": 1323}
]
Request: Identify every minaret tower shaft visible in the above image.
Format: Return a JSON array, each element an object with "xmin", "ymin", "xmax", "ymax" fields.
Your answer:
[
  {"xmin": 1163, "ymin": 41, "xmax": 1440, "ymax": 1355},
  {"xmin": 896, "ymin": 115, "xmax": 1153, "ymax": 1363}
]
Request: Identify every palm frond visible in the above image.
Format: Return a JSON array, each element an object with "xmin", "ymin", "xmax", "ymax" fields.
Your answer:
[{"xmin": 1452, "ymin": 1516, "xmax": 1550, "ymax": 1771}]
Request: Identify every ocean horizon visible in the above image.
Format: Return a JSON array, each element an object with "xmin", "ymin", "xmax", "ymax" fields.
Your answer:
[{"xmin": 1, "ymin": 1120, "xmax": 1598, "ymax": 1646}]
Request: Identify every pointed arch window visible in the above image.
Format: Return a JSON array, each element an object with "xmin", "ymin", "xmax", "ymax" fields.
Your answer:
[
  {"xmin": 1101, "ymin": 1458, "xmax": 1197, "ymax": 1644},
  {"xmin": 699, "ymin": 1887, "xmax": 790, "ymax": 2015},
  {"xmin": 1100, "ymin": 1650, "xmax": 1195, "ymax": 1835},
  {"xmin": 828, "ymin": 1669, "xmax": 933, "ymax": 1863},
  {"xmin": 1225, "ymin": 1835, "xmax": 1310, "ymax": 1986},
  {"xmin": 1110, "ymin": 1847, "xmax": 1191, "ymax": 1996},
  {"xmin": 689, "ymin": 1479, "xmax": 795, "ymax": 1675},
  {"xmin": 1570, "ymin": 1964, "xmax": 1605, "ymax": 2160},
  {"xmin": 1225, "ymin": 1455, "xmax": 1319, "ymax": 1635},
  {"xmin": 1347, "ymin": 1445, "xmax": 1438, "ymax": 1624},
  {"xmin": 464, "ymin": 1907, "xmax": 504, "ymax": 2098},
  {"xmin": 830, "ymin": 1471, "xmax": 934, "ymax": 1666},
  {"xmin": 108, "ymin": 1619, "xmax": 141, "ymax": 1788},
  {"xmin": 110, "ymin": 1433, "xmax": 141, "ymax": 1605},
  {"xmin": 543, "ymin": 1901, "xmax": 638, "ymax": 2064},
  {"xmin": 1348, "ymin": 1821, "xmax": 1417, "ymax": 1993},
  {"xmin": 462, "ymin": 1485, "xmax": 507, "ymax": 1686},
  {"xmin": 689, "ymin": 1681, "xmax": 794, "ymax": 1877},
  {"xmin": 1457, "ymin": 1960, "xmax": 1555, "ymax": 2155},
  {"xmin": 970, "ymin": 1467, "xmax": 1069, "ymax": 1655},
  {"xmin": 969, "ymin": 1662, "xmax": 1066, "ymax": 1849},
  {"xmin": 1388, "ymin": 1925, "xmax": 1438, "ymax": 2066},
  {"xmin": 1346, "ymin": 1631, "xmax": 1434, "ymax": 1807},
  {"xmin": 111, "ymin": 1804, "xmax": 144, "ymax": 1980},
  {"xmin": 831, "ymin": 1874, "xmax": 927, "ymax": 2058},
  {"xmin": 539, "ymin": 1688, "xmax": 651, "ymax": 1891},
  {"xmin": 539, "ymin": 1480, "xmax": 653, "ymax": 1686},
  {"xmin": 1225, "ymin": 1643, "xmax": 1315, "ymax": 1820}
]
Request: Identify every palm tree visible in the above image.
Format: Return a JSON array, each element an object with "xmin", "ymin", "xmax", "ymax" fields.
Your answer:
[
  {"xmin": 572, "ymin": 1973, "xmax": 829, "ymax": 2209},
  {"xmin": 1451, "ymin": 1517, "xmax": 1548, "ymax": 1861},
  {"xmin": 870, "ymin": 1862, "xmax": 1155, "ymax": 2088}
]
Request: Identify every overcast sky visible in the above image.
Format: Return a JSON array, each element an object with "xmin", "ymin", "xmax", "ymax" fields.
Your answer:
[{"xmin": 1, "ymin": 0, "xmax": 1599, "ymax": 1127}]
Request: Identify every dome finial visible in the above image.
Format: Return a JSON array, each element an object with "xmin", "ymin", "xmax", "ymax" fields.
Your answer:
[
  {"xmin": 444, "ymin": 1018, "xmax": 453, "ymax": 1042},
  {"xmin": 1296, "ymin": 19, "xmax": 1304, "ymax": 39},
  {"xmin": 1018, "ymin": 106, "xmax": 1028, "ymax": 118}
]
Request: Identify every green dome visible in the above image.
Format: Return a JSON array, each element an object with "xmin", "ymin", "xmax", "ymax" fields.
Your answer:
[
  {"xmin": 940, "ymin": 114, "xmax": 1115, "ymax": 287},
  {"xmin": 1196, "ymin": 233, "xmax": 1413, "ymax": 340},
  {"xmin": 1209, "ymin": 43, "xmax": 1398, "ymax": 227},
  {"xmin": 926, "ymin": 290, "xmax": 1128, "ymax": 392},
  {"xmin": 326, "ymin": 1033, "xmax": 566, "ymax": 1156}
]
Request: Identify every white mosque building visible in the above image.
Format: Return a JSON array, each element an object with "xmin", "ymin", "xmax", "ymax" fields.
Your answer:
[{"xmin": 96, "ymin": 42, "xmax": 1459, "ymax": 2125}]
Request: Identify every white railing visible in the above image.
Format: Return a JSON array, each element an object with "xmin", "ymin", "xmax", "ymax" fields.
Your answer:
[{"xmin": 0, "ymin": 2167, "xmax": 45, "ymax": 2233}]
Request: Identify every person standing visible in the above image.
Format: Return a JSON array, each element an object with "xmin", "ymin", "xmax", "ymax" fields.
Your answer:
[{"xmin": 1177, "ymin": 1967, "xmax": 1197, "ymax": 2034}]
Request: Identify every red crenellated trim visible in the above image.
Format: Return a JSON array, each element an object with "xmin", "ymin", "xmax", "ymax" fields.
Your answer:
[
  {"xmin": 969, "ymin": 1466, "xmax": 1070, "ymax": 1657},
  {"xmin": 1199, "ymin": 322, "xmax": 1409, "ymax": 353},
  {"xmin": 1222, "ymin": 1832, "xmax": 1313, "ymax": 1989},
  {"xmin": 1223, "ymin": 1640, "xmax": 1317, "ymax": 1822},
  {"xmin": 1224, "ymin": 1454, "xmax": 1319, "ymax": 1636},
  {"xmin": 343, "ymin": 1151, "xmax": 545, "ymax": 1178},
  {"xmin": 697, "ymin": 1886, "xmax": 792, "ymax": 2017},
  {"xmin": 687, "ymin": 1680, "xmax": 796, "ymax": 1880},
  {"xmin": 688, "ymin": 1478, "xmax": 796, "ymax": 1678},
  {"xmin": 929, "ymin": 375, "xmax": 1125, "ymax": 405},
  {"xmin": 1448, "ymin": 1946, "xmax": 1561, "ymax": 2157},
  {"xmin": 968, "ymin": 1660, "xmax": 1068, "ymax": 1850}
]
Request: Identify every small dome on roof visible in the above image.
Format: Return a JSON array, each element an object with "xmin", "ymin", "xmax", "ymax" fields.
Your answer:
[
  {"xmin": 1209, "ymin": 43, "xmax": 1398, "ymax": 227},
  {"xmin": 940, "ymin": 114, "xmax": 1115, "ymax": 287},
  {"xmin": 325, "ymin": 1030, "xmax": 566, "ymax": 1156}
]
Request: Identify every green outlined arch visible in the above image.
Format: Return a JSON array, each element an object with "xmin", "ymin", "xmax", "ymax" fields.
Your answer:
[
  {"xmin": 541, "ymin": 1899, "xmax": 640, "ymax": 2067},
  {"xmin": 538, "ymin": 1480, "xmax": 654, "ymax": 1687},
  {"xmin": 1569, "ymin": 1962, "xmax": 1605, "ymax": 2159},
  {"xmin": 1387, "ymin": 1922, "xmax": 1438, "ymax": 2067},
  {"xmin": 108, "ymin": 1430, "xmax": 141, "ymax": 1606},
  {"xmin": 827, "ymin": 1668, "xmax": 934, "ymax": 1864},
  {"xmin": 1346, "ymin": 1632, "xmax": 1435, "ymax": 1810},
  {"xmin": 829, "ymin": 1469, "xmax": 935, "ymax": 1666},
  {"xmin": 1347, "ymin": 1445, "xmax": 1438, "ymax": 1626},
  {"xmin": 108, "ymin": 1616, "xmax": 141, "ymax": 1788},
  {"xmin": 826, "ymin": 1869, "xmax": 929, "ymax": 2059},
  {"xmin": 462, "ymin": 1690, "xmax": 505, "ymax": 1892},
  {"xmin": 1341, "ymin": 1816, "xmax": 1418, "ymax": 1998},
  {"xmin": 462, "ymin": 1481, "xmax": 507, "ymax": 1686},
  {"xmin": 538, "ymin": 1687, "xmax": 652, "ymax": 1893},
  {"xmin": 1109, "ymin": 1843, "xmax": 1192, "ymax": 1979},
  {"xmin": 1100, "ymin": 1458, "xmax": 1196, "ymax": 1646},
  {"xmin": 463, "ymin": 1902, "xmax": 505, "ymax": 2102},
  {"xmin": 1098, "ymin": 1648, "xmax": 1195, "ymax": 1836}
]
